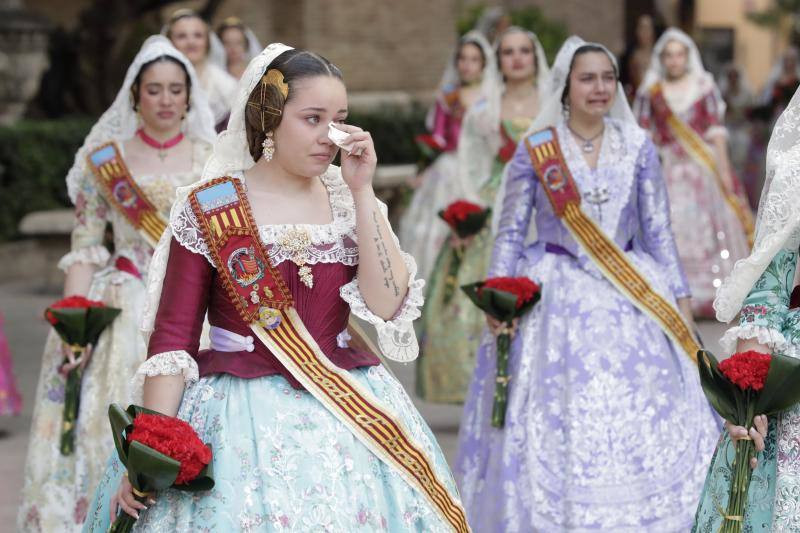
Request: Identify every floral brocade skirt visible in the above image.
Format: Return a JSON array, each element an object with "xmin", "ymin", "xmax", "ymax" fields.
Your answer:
[
  {"xmin": 83, "ymin": 367, "xmax": 458, "ymax": 532},
  {"xmin": 19, "ymin": 267, "xmax": 148, "ymax": 532}
]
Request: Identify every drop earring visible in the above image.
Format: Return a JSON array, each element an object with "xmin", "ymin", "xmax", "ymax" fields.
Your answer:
[{"xmin": 262, "ymin": 131, "xmax": 275, "ymax": 161}]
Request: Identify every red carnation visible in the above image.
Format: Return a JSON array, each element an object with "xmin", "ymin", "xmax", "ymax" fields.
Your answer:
[
  {"xmin": 442, "ymin": 200, "xmax": 485, "ymax": 229},
  {"xmin": 718, "ymin": 350, "xmax": 771, "ymax": 392},
  {"xmin": 481, "ymin": 277, "xmax": 541, "ymax": 309},
  {"xmin": 45, "ymin": 295, "xmax": 106, "ymax": 325},
  {"xmin": 127, "ymin": 413, "xmax": 212, "ymax": 485}
]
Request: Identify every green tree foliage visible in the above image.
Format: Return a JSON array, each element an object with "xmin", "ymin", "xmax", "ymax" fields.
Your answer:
[{"xmin": 457, "ymin": 4, "xmax": 569, "ymax": 62}]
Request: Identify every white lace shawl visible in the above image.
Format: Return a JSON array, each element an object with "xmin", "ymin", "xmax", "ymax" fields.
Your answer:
[{"xmin": 140, "ymin": 166, "xmax": 426, "ymax": 385}]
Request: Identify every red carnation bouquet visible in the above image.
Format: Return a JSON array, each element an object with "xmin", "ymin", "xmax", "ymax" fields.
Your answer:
[
  {"xmin": 415, "ymin": 133, "xmax": 446, "ymax": 170},
  {"xmin": 108, "ymin": 404, "xmax": 215, "ymax": 533},
  {"xmin": 462, "ymin": 277, "xmax": 541, "ymax": 427},
  {"xmin": 697, "ymin": 349, "xmax": 800, "ymax": 532},
  {"xmin": 44, "ymin": 295, "xmax": 120, "ymax": 455},
  {"xmin": 438, "ymin": 200, "xmax": 492, "ymax": 303}
]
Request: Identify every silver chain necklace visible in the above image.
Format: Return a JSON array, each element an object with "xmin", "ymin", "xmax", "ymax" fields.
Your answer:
[{"xmin": 567, "ymin": 124, "xmax": 604, "ymax": 153}]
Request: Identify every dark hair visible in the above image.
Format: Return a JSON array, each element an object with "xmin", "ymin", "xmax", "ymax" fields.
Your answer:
[
  {"xmin": 561, "ymin": 44, "xmax": 618, "ymax": 107},
  {"xmin": 130, "ymin": 56, "xmax": 192, "ymax": 111},
  {"xmin": 495, "ymin": 27, "xmax": 539, "ymax": 82},
  {"xmin": 245, "ymin": 49, "xmax": 343, "ymax": 160}
]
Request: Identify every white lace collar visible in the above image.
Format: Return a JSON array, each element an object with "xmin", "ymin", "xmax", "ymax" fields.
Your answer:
[
  {"xmin": 557, "ymin": 117, "xmax": 645, "ymax": 237},
  {"xmin": 170, "ymin": 165, "xmax": 358, "ymax": 267}
]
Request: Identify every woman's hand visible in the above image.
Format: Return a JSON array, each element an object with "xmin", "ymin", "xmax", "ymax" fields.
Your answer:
[
  {"xmin": 335, "ymin": 124, "xmax": 378, "ymax": 193},
  {"xmin": 486, "ymin": 315, "xmax": 519, "ymax": 338},
  {"xmin": 725, "ymin": 415, "xmax": 768, "ymax": 469},
  {"xmin": 59, "ymin": 343, "xmax": 93, "ymax": 376},
  {"xmin": 109, "ymin": 473, "xmax": 154, "ymax": 522}
]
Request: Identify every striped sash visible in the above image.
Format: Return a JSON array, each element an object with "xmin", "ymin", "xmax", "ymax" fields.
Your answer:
[
  {"xmin": 188, "ymin": 177, "xmax": 469, "ymax": 533},
  {"xmin": 526, "ymin": 128, "xmax": 700, "ymax": 364},
  {"xmin": 649, "ymin": 83, "xmax": 754, "ymax": 244},
  {"xmin": 86, "ymin": 142, "xmax": 167, "ymax": 248}
]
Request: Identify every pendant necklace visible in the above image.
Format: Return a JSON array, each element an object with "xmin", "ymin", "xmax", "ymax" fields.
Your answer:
[
  {"xmin": 567, "ymin": 124, "xmax": 604, "ymax": 153},
  {"xmin": 137, "ymin": 129, "xmax": 185, "ymax": 161}
]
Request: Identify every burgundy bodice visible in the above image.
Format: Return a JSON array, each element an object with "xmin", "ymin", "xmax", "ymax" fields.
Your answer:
[{"xmin": 148, "ymin": 238, "xmax": 379, "ymax": 389}]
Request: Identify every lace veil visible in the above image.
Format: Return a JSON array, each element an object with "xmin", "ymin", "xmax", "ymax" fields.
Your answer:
[
  {"xmin": 459, "ymin": 27, "xmax": 549, "ymax": 199},
  {"xmin": 492, "ymin": 36, "xmax": 634, "ymax": 233},
  {"xmin": 636, "ymin": 27, "xmax": 725, "ymax": 119},
  {"xmin": 715, "ymin": 86, "xmax": 800, "ymax": 321},
  {"xmin": 64, "ymin": 35, "xmax": 216, "ymax": 203}
]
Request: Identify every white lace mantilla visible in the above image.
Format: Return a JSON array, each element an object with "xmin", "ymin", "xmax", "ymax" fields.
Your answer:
[
  {"xmin": 143, "ymin": 165, "xmax": 424, "ymax": 363},
  {"xmin": 714, "ymin": 137, "xmax": 800, "ymax": 321},
  {"xmin": 130, "ymin": 350, "xmax": 199, "ymax": 404}
]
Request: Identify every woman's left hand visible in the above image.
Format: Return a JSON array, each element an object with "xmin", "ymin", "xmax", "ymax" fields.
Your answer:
[{"xmin": 335, "ymin": 124, "xmax": 378, "ymax": 192}]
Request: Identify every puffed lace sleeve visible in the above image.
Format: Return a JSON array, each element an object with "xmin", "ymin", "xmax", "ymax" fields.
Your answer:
[
  {"xmin": 131, "ymin": 232, "xmax": 212, "ymax": 403},
  {"xmin": 339, "ymin": 199, "xmax": 425, "ymax": 363},
  {"xmin": 719, "ymin": 249, "xmax": 798, "ymax": 354},
  {"xmin": 57, "ymin": 168, "xmax": 111, "ymax": 271}
]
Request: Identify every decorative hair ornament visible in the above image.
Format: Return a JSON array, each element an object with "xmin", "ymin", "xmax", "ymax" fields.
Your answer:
[
  {"xmin": 246, "ymin": 69, "xmax": 289, "ymax": 131},
  {"xmin": 264, "ymin": 69, "xmax": 289, "ymax": 98}
]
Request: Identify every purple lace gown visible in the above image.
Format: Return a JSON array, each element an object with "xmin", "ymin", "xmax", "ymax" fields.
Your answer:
[{"xmin": 454, "ymin": 118, "xmax": 719, "ymax": 532}]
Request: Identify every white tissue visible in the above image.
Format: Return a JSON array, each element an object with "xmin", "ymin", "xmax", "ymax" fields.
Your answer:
[{"xmin": 328, "ymin": 122, "xmax": 355, "ymax": 153}]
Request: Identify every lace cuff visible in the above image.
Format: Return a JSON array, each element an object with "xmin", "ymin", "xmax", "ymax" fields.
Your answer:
[
  {"xmin": 704, "ymin": 125, "xmax": 728, "ymax": 141},
  {"xmin": 340, "ymin": 251, "xmax": 425, "ymax": 362},
  {"xmin": 719, "ymin": 324, "xmax": 787, "ymax": 355},
  {"xmin": 129, "ymin": 350, "xmax": 199, "ymax": 404},
  {"xmin": 57, "ymin": 245, "xmax": 110, "ymax": 272}
]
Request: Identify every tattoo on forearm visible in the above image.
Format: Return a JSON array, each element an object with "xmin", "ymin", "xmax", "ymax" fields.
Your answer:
[{"xmin": 372, "ymin": 210, "xmax": 400, "ymax": 297}]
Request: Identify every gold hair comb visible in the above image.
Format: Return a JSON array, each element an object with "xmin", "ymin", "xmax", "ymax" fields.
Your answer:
[
  {"xmin": 264, "ymin": 69, "xmax": 289, "ymax": 98},
  {"xmin": 246, "ymin": 70, "xmax": 289, "ymax": 130}
]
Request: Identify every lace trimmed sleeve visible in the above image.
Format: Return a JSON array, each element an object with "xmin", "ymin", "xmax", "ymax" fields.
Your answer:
[
  {"xmin": 718, "ymin": 248, "xmax": 798, "ymax": 354},
  {"xmin": 339, "ymin": 199, "xmax": 425, "ymax": 363},
  {"xmin": 130, "ymin": 350, "xmax": 199, "ymax": 404}
]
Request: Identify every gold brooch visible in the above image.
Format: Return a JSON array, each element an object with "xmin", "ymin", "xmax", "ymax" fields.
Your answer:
[{"xmin": 278, "ymin": 227, "xmax": 314, "ymax": 288}]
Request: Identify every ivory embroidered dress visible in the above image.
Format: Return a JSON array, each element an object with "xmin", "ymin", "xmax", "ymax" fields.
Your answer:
[
  {"xmin": 18, "ymin": 37, "xmax": 215, "ymax": 533},
  {"xmin": 416, "ymin": 28, "xmax": 550, "ymax": 404},
  {"xmin": 455, "ymin": 37, "xmax": 718, "ymax": 532},
  {"xmin": 399, "ymin": 31, "xmax": 496, "ymax": 281}
]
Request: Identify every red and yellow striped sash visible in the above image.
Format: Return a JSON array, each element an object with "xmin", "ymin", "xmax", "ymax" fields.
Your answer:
[
  {"xmin": 649, "ymin": 83, "xmax": 754, "ymax": 244},
  {"xmin": 189, "ymin": 177, "xmax": 469, "ymax": 533},
  {"xmin": 526, "ymin": 128, "xmax": 700, "ymax": 364},
  {"xmin": 86, "ymin": 142, "xmax": 167, "ymax": 248}
]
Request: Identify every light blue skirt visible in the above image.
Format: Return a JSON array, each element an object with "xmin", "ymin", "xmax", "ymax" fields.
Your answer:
[{"xmin": 83, "ymin": 366, "xmax": 457, "ymax": 532}]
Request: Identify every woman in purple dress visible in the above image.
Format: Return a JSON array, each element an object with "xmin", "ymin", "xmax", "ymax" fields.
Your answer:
[{"xmin": 455, "ymin": 36, "xmax": 718, "ymax": 532}]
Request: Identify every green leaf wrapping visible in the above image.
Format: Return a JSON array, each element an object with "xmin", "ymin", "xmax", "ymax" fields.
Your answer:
[
  {"xmin": 754, "ymin": 352, "xmax": 800, "ymax": 414},
  {"xmin": 48, "ymin": 306, "xmax": 121, "ymax": 347},
  {"xmin": 437, "ymin": 208, "xmax": 492, "ymax": 239},
  {"xmin": 461, "ymin": 283, "xmax": 541, "ymax": 322}
]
